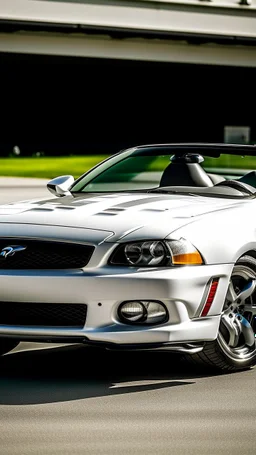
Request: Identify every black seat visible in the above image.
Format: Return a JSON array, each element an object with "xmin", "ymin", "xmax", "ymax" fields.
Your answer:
[
  {"xmin": 160, "ymin": 154, "xmax": 213, "ymax": 187},
  {"xmin": 238, "ymin": 171, "xmax": 256, "ymax": 188}
]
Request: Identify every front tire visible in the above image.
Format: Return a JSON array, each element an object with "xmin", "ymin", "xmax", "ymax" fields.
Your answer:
[
  {"xmin": 0, "ymin": 339, "xmax": 20, "ymax": 356},
  {"xmin": 187, "ymin": 255, "xmax": 256, "ymax": 372}
]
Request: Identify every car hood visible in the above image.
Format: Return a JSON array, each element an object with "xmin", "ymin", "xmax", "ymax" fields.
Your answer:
[{"xmin": 0, "ymin": 192, "xmax": 245, "ymax": 243}]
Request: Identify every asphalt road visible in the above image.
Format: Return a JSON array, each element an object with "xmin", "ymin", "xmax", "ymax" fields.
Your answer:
[
  {"xmin": 0, "ymin": 177, "xmax": 50, "ymax": 204},
  {"xmin": 0, "ymin": 181, "xmax": 256, "ymax": 455}
]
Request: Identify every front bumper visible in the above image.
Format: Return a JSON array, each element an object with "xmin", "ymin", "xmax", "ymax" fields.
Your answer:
[{"xmin": 0, "ymin": 263, "xmax": 233, "ymax": 350}]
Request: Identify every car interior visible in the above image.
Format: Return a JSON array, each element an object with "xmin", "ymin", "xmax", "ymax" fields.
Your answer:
[
  {"xmin": 159, "ymin": 154, "xmax": 223, "ymax": 187},
  {"xmin": 158, "ymin": 153, "xmax": 256, "ymax": 196}
]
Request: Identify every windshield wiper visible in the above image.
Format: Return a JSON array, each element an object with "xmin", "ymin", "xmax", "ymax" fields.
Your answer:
[{"xmin": 147, "ymin": 188, "xmax": 199, "ymax": 196}]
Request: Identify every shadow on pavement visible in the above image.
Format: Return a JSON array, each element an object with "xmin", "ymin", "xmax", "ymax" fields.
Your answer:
[{"xmin": 0, "ymin": 343, "xmax": 222, "ymax": 405}]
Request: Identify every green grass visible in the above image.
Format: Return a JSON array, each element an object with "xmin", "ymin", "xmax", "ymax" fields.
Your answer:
[
  {"xmin": 0, "ymin": 155, "xmax": 110, "ymax": 179},
  {"xmin": 0, "ymin": 154, "xmax": 255, "ymax": 179},
  {"xmin": 148, "ymin": 156, "xmax": 256, "ymax": 172},
  {"xmin": 203, "ymin": 155, "xmax": 256, "ymax": 170}
]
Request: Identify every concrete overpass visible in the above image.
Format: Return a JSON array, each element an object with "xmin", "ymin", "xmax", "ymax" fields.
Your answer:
[{"xmin": 0, "ymin": 0, "xmax": 256, "ymax": 66}]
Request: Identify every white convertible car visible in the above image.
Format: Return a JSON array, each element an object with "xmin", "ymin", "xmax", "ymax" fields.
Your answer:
[{"xmin": 0, "ymin": 143, "xmax": 256, "ymax": 372}]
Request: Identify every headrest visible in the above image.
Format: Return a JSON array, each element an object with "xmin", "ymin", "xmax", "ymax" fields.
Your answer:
[{"xmin": 160, "ymin": 162, "xmax": 213, "ymax": 187}]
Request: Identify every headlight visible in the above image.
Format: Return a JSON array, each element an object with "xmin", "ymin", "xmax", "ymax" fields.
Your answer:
[
  {"xmin": 109, "ymin": 238, "xmax": 203, "ymax": 266},
  {"xmin": 125, "ymin": 241, "xmax": 166, "ymax": 266}
]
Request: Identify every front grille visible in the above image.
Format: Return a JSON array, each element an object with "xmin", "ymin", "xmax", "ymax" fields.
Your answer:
[
  {"xmin": 0, "ymin": 239, "xmax": 94, "ymax": 269},
  {"xmin": 0, "ymin": 302, "xmax": 87, "ymax": 328}
]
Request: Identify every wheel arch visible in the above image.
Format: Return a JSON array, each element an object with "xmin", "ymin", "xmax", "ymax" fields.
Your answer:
[
  {"xmin": 185, "ymin": 253, "xmax": 256, "ymax": 372},
  {"xmin": 232, "ymin": 249, "xmax": 256, "ymax": 265},
  {"xmin": 239, "ymin": 249, "xmax": 256, "ymax": 261}
]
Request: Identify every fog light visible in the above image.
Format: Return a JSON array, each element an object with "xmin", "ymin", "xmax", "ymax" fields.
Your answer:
[
  {"xmin": 118, "ymin": 301, "xmax": 146, "ymax": 323},
  {"xmin": 118, "ymin": 301, "xmax": 168, "ymax": 325}
]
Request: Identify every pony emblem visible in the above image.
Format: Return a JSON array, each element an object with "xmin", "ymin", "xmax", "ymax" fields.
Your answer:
[{"xmin": 0, "ymin": 245, "xmax": 27, "ymax": 259}]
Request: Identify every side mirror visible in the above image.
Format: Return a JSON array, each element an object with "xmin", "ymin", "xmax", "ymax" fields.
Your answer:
[{"xmin": 47, "ymin": 175, "xmax": 75, "ymax": 197}]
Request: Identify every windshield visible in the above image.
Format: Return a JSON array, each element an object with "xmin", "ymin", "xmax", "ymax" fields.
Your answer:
[{"xmin": 71, "ymin": 147, "xmax": 256, "ymax": 198}]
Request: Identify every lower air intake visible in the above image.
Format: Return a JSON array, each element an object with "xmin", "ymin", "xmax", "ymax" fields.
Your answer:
[{"xmin": 0, "ymin": 302, "xmax": 87, "ymax": 328}]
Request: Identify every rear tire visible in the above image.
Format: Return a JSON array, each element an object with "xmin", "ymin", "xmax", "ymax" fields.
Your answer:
[
  {"xmin": 0, "ymin": 339, "xmax": 20, "ymax": 356},
  {"xmin": 186, "ymin": 255, "xmax": 256, "ymax": 372}
]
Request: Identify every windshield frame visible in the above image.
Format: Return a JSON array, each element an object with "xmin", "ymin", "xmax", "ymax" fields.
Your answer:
[{"xmin": 70, "ymin": 144, "xmax": 256, "ymax": 199}]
